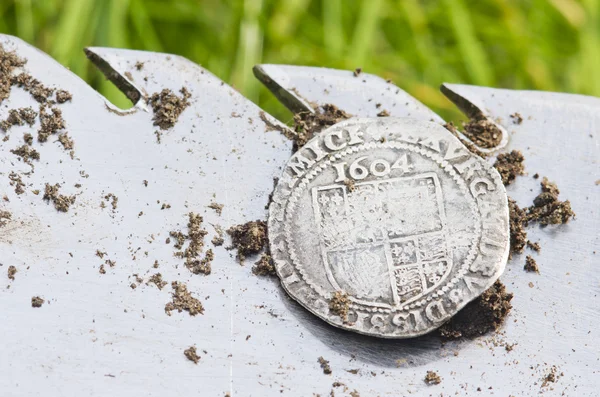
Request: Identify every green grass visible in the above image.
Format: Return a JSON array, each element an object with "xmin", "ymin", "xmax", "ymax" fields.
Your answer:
[{"xmin": 0, "ymin": 0, "xmax": 596, "ymax": 122}]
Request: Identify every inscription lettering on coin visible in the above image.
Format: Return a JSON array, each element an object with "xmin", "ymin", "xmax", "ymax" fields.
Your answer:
[{"xmin": 269, "ymin": 118, "xmax": 509, "ymax": 338}]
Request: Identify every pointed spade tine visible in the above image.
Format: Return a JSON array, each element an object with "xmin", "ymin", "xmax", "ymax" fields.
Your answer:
[
  {"xmin": 254, "ymin": 64, "xmax": 443, "ymax": 122},
  {"xmin": 440, "ymin": 84, "xmax": 600, "ymax": 388},
  {"xmin": 441, "ymin": 83, "xmax": 509, "ymax": 153},
  {"xmin": 1, "ymin": 34, "xmax": 295, "ymax": 395}
]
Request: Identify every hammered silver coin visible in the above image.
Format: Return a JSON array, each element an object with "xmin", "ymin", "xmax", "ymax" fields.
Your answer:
[{"xmin": 268, "ymin": 117, "xmax": 509, "ymax": 338}]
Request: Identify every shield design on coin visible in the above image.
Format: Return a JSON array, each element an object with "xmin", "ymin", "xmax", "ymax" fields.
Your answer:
[{"xmin": 313, "ymin": 173, "xmax": 451, "ymax": 309}]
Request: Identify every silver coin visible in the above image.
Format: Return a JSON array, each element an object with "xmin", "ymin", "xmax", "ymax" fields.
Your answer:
[{"xmin": 268, "ymin": 118, "xmax": 509, "ymax": 338}]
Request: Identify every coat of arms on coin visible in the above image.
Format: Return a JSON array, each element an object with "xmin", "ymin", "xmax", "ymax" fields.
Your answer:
[{"xmin": 268, "ymin": 118, "xmax": 509, "ymax": 338}]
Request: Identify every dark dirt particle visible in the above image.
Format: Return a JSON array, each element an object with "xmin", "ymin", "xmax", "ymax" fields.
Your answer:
[
  {"xmin": 0, "ymin": 107, "xmax": 37, "ymax": 131},
  {"xmin": 23, "ymin": 133, "xmax": 33, "ymax": 145},
  {"xmin": 252, "ymin": 254, "xmax": 276, "ymax": 276},
  {"xmin": 135, "ymin": 61, "xmax": 144, "ymax": 71},
  {"xmin": 55, "ymin": 90, "xmax": 72, "ymax": 104},
  {"xmin": 353, "ymin": 67, "xmax": 362, "ymax": 77},
  {"xmin": 424, "ymin": 370, "xmax": 442, "ymax": 385},
  {"xmin": 329, "ymin": 291, "xmax": 349, "ymax": 322},
  {"xmin": 524, "ymin": 255, "xmax": 539, "ymax": 273},
  {"xmin": 510, "ymin": 112, "xmax": 523, "ymax": 125},
  {"xmin": 462, "ymin": 116, "xmax": 502, "ymax": 149},
  {"xmin": 184, "ymin": 346, "xmax": 200, "ymax": 364},
  {"xmin": 165, "ymin": 281, "xmax": 204, "ymax": 316},
  {"xmin": 43, "ymin": 183, "xmax": 76, "ymax": 212},
  {"xmin": 533, "ymin": 173, "xmax": 539, "ymax": 179},
  {"xmin": 318, "ymin": 356, "xmax": 332, "ymax": 374},
  {"xmin": 148, "ymin": 87, "xmax": 191, "ymax": 130},
  {"xmin": 438, "ymin": 280, "xmax": 513, "ymax": 339},
  {"xmin": 376, "ymin": 109, "xmax": 390, "ymax": 117},
  {"xmin": 148, "ymin": 273, "xmax": 168, "ymax": 290},
  {"xmin": 227, "ymin": 220, "xmax": 268, "ymax": 262},
  {"xmin": 291, "ymin": 104, "xmax": 351, "ymax": 150},
  {"xmin": 31, "ymin": 296, "xmax": 44, "ymax": 307},
  {"xmin": 493, "ymin": 150, "xmax": 525, "ymax": 185},
  {"xmin": 99, "ymin": 264, "xmax": 106, "ymax": 274},
  {"xmin": 0, "ymin": 210, "xmax": 12, "ymax": 227},
  {"xmin": 7, "ymin": 265, "xmax": 16, "ymax": 280}
]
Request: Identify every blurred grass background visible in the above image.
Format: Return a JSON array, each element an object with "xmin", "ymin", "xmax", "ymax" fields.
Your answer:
[{"xmin": 0, "ymin": 0, "xmax": 597, "ymax": 122}]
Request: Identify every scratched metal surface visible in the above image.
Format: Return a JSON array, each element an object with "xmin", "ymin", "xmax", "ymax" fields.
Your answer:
[{"xmin": 0, "ymin": 35, "xmax": 598, "ymax": 396}]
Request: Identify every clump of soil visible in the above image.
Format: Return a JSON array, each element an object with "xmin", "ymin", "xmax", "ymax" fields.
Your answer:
[
  {"xmin": 252, "ymin": 253, "xmax": 276, "ymax": 276},
  {"xmin": 31, "ymin": 296, "xmax": 44, "ymax": 307},
  {"xmin": 0, "ymin": 210, "xmax": 11, "ymax": 227},
  {"xmin": 462, "ymin": 115, "xmax": 502, "ymax": 149},
  {"xmin": 38, "ymin": 106, "xmax": 66, "ymax": 142},
  {"xmin": 318, "ymin": 356, "xmax": 332, "ymax": 374},
  {"xmin": 541, "ymin": 365, "xmax": 562, "ymax": 388},
  {"xmin": 524, "ymin": 255, "xmax": 539, "ymax": 273},
  {"xmin": 0, "ymin": 44, "xmax": 27, "ymax": 102},
  {"xmin": 208, "ymin": 202, "xmax": 223, "ymax": 216},
  {"xmin": 377, "ymin": 109, "xmax": 390, "ymax": 117},
  {"xmin": 165, "ymin": 281, "xmax": 204, "ymax": 316},
  {"xmin": 103, "ymin": 193, "xmax": 118, "ymax": 210},
  {"xmin": 10, "ymin": 144, "xmax": 40, "ymax": 165},
  {"xmin": 508, "ymin": 198, "xmax": 528, "ymax": 255},
  {"xmin": 329, "ymin": 291, "xmax": 349, "ymax": 321},
  {"xmin": 23, "ymin": 133, "xmax": 33, "ymax": 145},
  {"xmin": 344, "ymin": 179, "xmax": 356, "ymax": 192},
  {"xmin": 12, "ymin": 73, "xmax": 54, "ymax": 103},
  {"xmin": 424, "ymin": 370, "xmax": 442, "ymax": 385},
  {"xmin": 170, "ymin": 212, "xmax": 212, "ymax": 275},
  {"xmin": 510, "ymin": 112, "xmax": 523, "ymax": 125},
  {"xmin": 184, "ymin": 346, "xmax": 200, "ymax": 364},
  {"xmin": 291, "ymin": 104, "xmax": 351, "ymax": 149},
  {"xmin": 58, "ymin": 133, "xmax": 74, "ymax": 150},
  {"xmin": 527, "ymin": 177, "xmax": 575, "ymax": 225},
  {"xmin": 188, "ymin": 249, "xmax": 213, "ymax": 275},
  {"xmin": 443, "ymin": 122, "xmax": 487, "ymax": 158},
  {"xmin": 148, "ymin": 273, "xmax": 168, "ymax": 290},
  {"xmin": 55, "ymin": 89, "xmax": 72, "ymax": 104},
  {"xmin": 43, "ymin": 183, "xmax": 76, "ymax": 212},
  {"xmin": 0, "ymin": 107, "xmax": 37, "ymax": 131},
  {"xmin": 438, "ymin": 280, "xmax": 513, "ymax": 339},
  {"xmin": 227, "ymin": 220, "xmax": 268, "ymax": 262},
  {"xmin": 211, "ymin": 225, "xmax": 225, "ymax": 247},
  {"xmin": 493, "ymin": 150, "xmax": 525, "ymax": 185},
  {"xmin": 508, "ymin": 178, "xmax": 574, "ymax": 258},
  {"xmin": 527, "ymin": 240, "xmax": 540, "ymax": 252},
  {"xmin": 353, "ymin": 67, "xmax": 362, "ymax": 77},
  {"xmin": 8, "ymin": 172, "xmax": 25, "ymax": 195},
  {"xmin": 148, "ymin": 87, "xmax": 191, "ymax": 130},
  {"xmin": 7, "ymin": 265, "xmax": 17, "ymax": 280}
]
